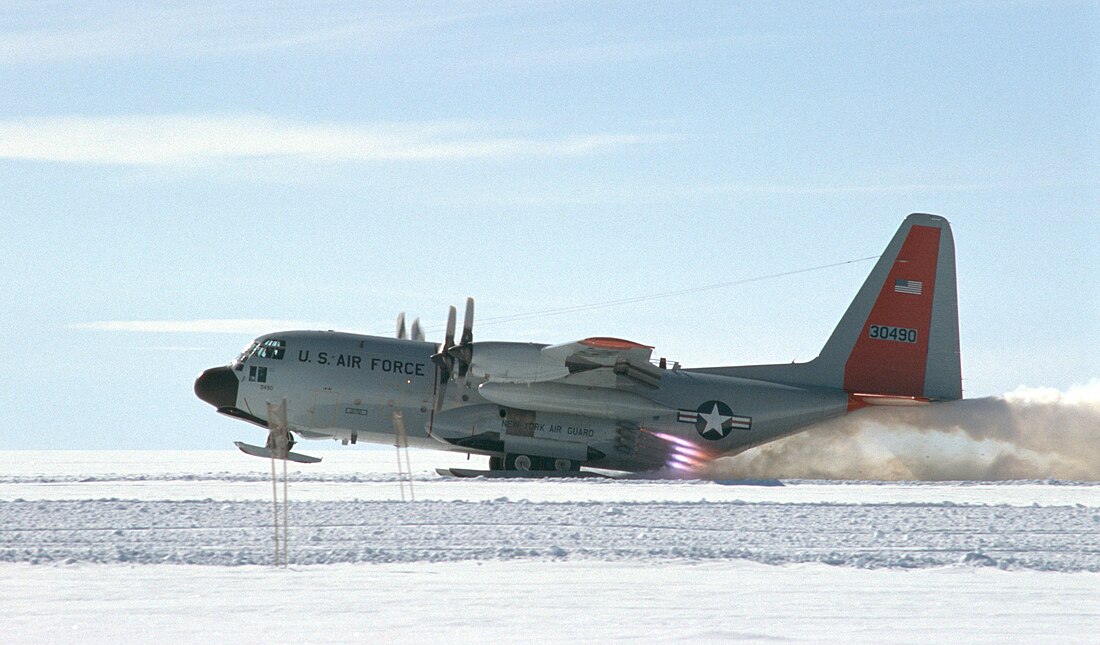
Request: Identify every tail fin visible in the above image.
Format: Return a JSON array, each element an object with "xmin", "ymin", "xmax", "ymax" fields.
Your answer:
[
  {"xmin": 816, "ymin": 213, "xmax": 961, "ymax": 400},
  {"xmin": 702, "ymin": 213, "xmax": 962, "ymax": 401}
]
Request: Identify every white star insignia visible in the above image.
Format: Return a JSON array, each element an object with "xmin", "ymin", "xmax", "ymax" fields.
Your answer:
[{"xmin": 698, "ymin": 402, "xmax": 731, "ymax": 438}]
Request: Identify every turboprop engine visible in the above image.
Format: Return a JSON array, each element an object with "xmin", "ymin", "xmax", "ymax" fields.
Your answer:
[{"xmin": 465, "ymin": 341, "xmax": 564, "ymax": 382}]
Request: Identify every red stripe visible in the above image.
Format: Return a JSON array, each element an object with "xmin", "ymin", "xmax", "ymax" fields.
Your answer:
[
  {"xmin": 580, "ymin": 337, "xmax": 653, "ymax": 350},
  {"xmin": 843, "ymin": 225, "xmax": 940, "ymax": 397}
]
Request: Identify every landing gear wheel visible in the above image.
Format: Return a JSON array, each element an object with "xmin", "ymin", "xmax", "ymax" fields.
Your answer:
[
  {"xmin": 552, "ymin": 458, "xmax": 578, "ymax": 473},
  {"xmin": 505, "ymin": 454, "xmax": 534, "ymax": 471},
  {"xmin": 488, "ymin": 456, "xmax": 504, "ymax": 471}
]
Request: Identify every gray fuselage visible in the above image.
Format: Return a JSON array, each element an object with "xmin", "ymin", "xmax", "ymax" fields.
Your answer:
[{"xmin": 210, "ymin": 330, "xmax": 850, "ymax": 472}]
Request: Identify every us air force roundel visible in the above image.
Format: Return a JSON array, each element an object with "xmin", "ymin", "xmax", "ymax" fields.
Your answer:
[{"xmin": 676, "ymin": 400, "xmax": 752, "ymax": 440}]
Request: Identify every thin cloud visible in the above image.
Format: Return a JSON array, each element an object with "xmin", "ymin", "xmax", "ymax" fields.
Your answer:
[
  {"xmin": 485, "ymin": 33, "xmax": 788, "ymax": 68},
  {"xmin": 448, "ymin": 179, "xmax": 1002, "ymax": 208},
  {"xmin": 710, "ymin": 182, "xmax": 1001, "ymax": 195},
  {"xmin": 0, "ymin": 4, "xmax": 452, "ymax": 64},
  {"xmin": 128, "ymin": 346, "xmax": 212, "ymax": 352},
  {"xmin": 0, "ymin": 114, "xmax": 653, "ymax": 165},
  {"xmin": 73, "ymin": 319, "xmax": 337, "ymax": 334}
]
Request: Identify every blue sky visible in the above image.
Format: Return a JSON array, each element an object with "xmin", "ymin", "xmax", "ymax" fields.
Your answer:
[{"xmin": 1, "ymin": 1, "xmax": 1096, "ymax": 449}]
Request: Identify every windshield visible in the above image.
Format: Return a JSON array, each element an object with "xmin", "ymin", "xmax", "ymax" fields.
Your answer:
[
  {"xmin": 232, "ymin": 338, "xmax": 287, "ymax": 370},
  {"xmin": 255, "ymin": 338, "xmax": 286, "ymax": 359},
  {"xmin": 232, "ymin": 341, "xmax": 259, "ymax": 371}
]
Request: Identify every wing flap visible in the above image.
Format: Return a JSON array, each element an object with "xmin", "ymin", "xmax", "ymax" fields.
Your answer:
[{"xmin": 542, "ymin": 337, "xmax": 662, "ymax": 389}]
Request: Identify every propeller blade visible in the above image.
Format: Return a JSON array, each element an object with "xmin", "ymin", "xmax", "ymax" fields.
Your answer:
[
  {"xmin": 429, "ymin": 305, "xmax": 461, "ymax": 410},
  {"xmin": 443, "ymin": 305, "xmax": 457, "ymax": 351},
  {"xmin": 456, "ymin": 297, "xmax": 474, "ymax": 378},
  {"xmin": 396, "ymin": 312, "xmax": 407, "ymax": 340},
  {"xmin": 460, "ymin": 297, "xmax": 474, "ymax": 346},
  {"xmin": 410, "ymin": 318, "xmax": 425, "ymax": 342},
  {"xmin": 430, "ymin": 305, "xmax": 459, "ymax": 406}
]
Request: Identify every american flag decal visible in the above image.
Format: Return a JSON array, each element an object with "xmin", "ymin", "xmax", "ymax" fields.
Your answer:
[{"xmin": 894, "ymin": 279, "xmax": 923, "ymax": 295}]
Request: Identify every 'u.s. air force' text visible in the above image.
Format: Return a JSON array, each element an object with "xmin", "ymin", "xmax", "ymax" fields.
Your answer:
[{"xmin": 297, "ymin": 351, "xmax": 425, "ymax": 376}]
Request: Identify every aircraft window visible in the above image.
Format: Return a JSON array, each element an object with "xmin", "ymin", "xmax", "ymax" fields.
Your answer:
[
  {"xmin": 258, "ymin": 339, "xmax": 286, "ymax": 360},
  {"xmin": 233, "ymin": 341, "xmax": 260, "ymax": 369}
]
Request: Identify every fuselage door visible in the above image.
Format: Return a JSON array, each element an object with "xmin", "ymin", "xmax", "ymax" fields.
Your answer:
[{"xmin": 312, "ymin": 389, "xmax": 341, "ymax": 429}]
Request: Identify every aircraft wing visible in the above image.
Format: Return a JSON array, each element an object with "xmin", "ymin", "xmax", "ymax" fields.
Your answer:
[
  {"xmin": 473, "ymin": 336, "xmax": 669, "ymax": 420},
  {"xmin": 539, "ymin": 337, "xmax": 662, "ymax": 390}
]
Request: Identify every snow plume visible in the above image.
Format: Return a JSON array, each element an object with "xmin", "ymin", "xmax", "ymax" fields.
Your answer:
[{"xmin": 704, "ymin": 381, "xmax": 1100, "ymax": 481}]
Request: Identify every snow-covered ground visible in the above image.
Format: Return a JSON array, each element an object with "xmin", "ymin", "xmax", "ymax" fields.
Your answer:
[{"xmin": 2, "ymin": 450, "xmax": 1099, "ymax": 643}]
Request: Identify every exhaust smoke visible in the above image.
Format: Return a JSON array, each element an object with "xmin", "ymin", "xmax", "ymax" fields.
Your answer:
[{"xmin": 702, "ymin": 381, "xmax": 1100, "ymax": 481}]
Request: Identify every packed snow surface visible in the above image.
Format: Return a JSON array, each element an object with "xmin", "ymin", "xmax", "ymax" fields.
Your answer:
[
  {"xmin": 5, "ymin": 496, "xmax": 1100, "ymax": 570},
  {"xmin": 3, "ymin": 450, "xmax": 1099, "ymax": 643}
]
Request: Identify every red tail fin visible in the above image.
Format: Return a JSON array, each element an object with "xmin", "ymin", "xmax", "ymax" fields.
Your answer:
[
  {"xmin": 843, "ymin": 223, "xmax": 941, "ymax": 396},
  {"xmin": 698, "ymin": 214, "xmax": 962, "ymax": 401},
  {"xmin": 820, "ymin": 213, "xmax": 961, "ymax": 400}
]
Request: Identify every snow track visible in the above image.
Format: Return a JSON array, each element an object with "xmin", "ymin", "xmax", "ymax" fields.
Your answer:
[{"xmin": 4, "ymin": 497, "xmax": 1098, "ymax": 570}]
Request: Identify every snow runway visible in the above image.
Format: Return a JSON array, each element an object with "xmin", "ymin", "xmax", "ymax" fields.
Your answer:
[
  {"xmin": 3, "ymin": 451, "xmax": 1099, "ymax": 643},
  {"xmin": 4, "ymin": 498, "xmax": 1100, "ymax": 570}
]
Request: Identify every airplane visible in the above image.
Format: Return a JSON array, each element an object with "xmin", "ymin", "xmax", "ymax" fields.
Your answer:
[{"xmin": 194, "ymin": 213, "xmax": 961, "ymax": 475}]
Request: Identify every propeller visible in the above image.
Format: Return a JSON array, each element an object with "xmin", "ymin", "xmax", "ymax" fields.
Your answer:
[
  {"xmin": 431, "ymin": 305, "xmax": 457, "ymax": 375},
  {"xmin": 456, "ymin": 297, "xmax": 474, "ymax": 377},
  {"xmin": 444, "ymin": 305, "xmax": 458, "ymax": 353},
  {"xmin": 429, "ymin": 306, "xmax": 457, "ymax": 410},
  {"xmin": 397, "ymin": 312, "xmax": 427, "ymax": 342},
  {"xmin": 429, "ymin": 297, "xmax": 475, "ymax": 409}
]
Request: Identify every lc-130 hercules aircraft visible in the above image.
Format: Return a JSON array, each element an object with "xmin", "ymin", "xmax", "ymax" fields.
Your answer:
[{"xmin": 195, "ymin": 213, "xmax": 961, "ymax": 474}]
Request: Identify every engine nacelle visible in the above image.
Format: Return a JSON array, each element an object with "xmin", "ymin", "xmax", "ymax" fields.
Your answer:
[{"xmin": 466, "ymin": 341, "xmax": 567, "ymax": 383}]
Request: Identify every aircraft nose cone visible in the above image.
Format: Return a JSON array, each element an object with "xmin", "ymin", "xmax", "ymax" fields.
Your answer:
[{"xmin": 194, "ymin": 366, "xmax": 239, "ymax": 409}]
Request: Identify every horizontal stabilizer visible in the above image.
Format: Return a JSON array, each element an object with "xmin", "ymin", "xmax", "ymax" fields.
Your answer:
[{"xmin": 234, "ymin": 441, "xmax": 322, "ymax": 464}]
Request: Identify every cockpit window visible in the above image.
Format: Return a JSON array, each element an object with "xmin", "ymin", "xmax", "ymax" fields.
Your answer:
[
  {"xmin": 232, "ymin": 341, "xmax": 259, "ymax": 371},
  {"xmin": 256, "ymin": 338, "xmax": 286, "ymax": 360},
  {"xmin": 231, "ymin": 338, "xmax": 285, "ymax": 370}
]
